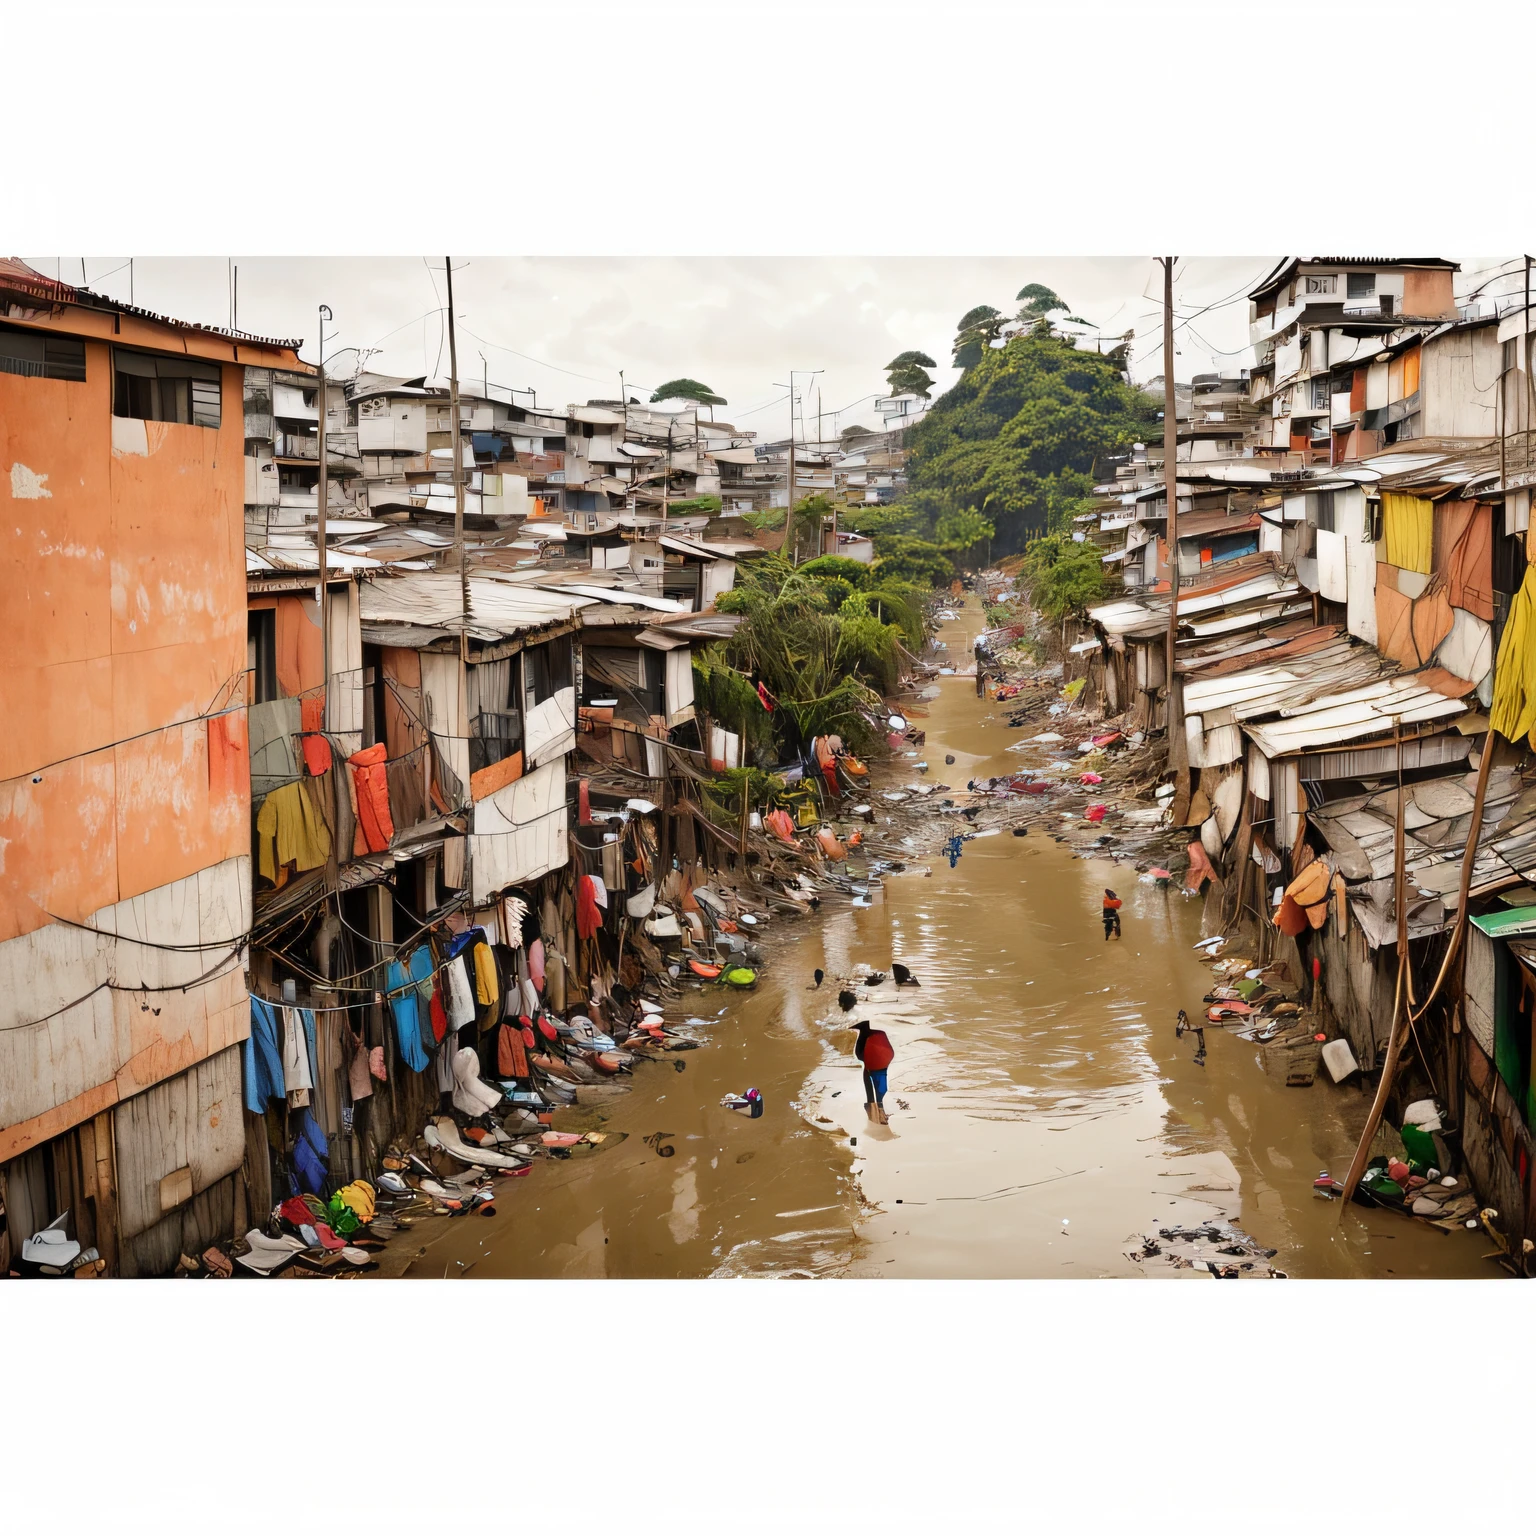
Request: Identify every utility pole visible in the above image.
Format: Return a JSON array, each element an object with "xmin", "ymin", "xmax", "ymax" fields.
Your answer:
[
  {"xmin": 445, "ymin": 257, "xmax": 469, "ymax": 638},
  {"xmin": 664, "ymin": 419, "xmax": 673, "ymax": 521},
  {"xmin": 787, "ymin": 390, "xmax": 797, "ymax": 564},
  {"xmin": 317, "ymin": 304, "xmax": 333, "ymax": 718},
  {"xmin": 1160, "ymin": 257, "xmax": 1181, "ymax": 733}
]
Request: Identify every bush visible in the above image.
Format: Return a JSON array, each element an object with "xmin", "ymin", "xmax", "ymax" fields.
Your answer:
[
  {"xmin": 869, "ymin": 536, "xmax": 954, "ymax": 590},
  {"xmin": 798, "ymin": 554, "xmax": 873, "ymax": 586},
  {"xmin": 1018, "ymin": 533, "xmax": 1105, "ymax": 622}
]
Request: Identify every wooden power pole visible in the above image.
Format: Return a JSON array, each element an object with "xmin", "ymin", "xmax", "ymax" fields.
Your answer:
[
  {"xmin": 317, "ymin": 303, "xmax": 332, "ymax": 716},
  {"xmin": 444, "ymin": 257, "xmax": 470, "ymax": 636},
  {"xmin": 1161, "ymin": 257, "xmax": 1181, "ymax": 732}
]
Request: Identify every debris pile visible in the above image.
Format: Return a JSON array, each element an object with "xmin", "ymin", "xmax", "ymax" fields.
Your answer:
[{"xmin": 1126, "ymin": 1218, "xmax": 1285, "ymax": 1278}]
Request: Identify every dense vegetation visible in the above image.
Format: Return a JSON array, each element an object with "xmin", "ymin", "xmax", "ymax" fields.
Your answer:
[
  {"xmin": 691, "ymin": 550, "xmax": 928, "ymax": 766},
  {"xmin": 884, "ymin": 295, "xmax": 1158, "ymax": 563}
]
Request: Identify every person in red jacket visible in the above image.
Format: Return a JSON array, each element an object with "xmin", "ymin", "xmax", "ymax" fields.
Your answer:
[
  {"xmin": 851, "ymin": 1020, "xmax": 895, "ymax": 1124},
  {"xmin": 1102, "ymin": 889, "xmax": 1123, "ymax": 941}
]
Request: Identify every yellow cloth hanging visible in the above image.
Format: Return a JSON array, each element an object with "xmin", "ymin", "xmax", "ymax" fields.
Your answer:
[
  {"xmin": 472, "ymin": 939, "xmax": 500, "ymax": 1007},
  {"xmin": 255, "ymin": 781, "xmax": 332, "ymax": 885},
  {"xmin": 1490, "ymin": 565, "xmax": 1536, "ymax": 745},
  {"xmin": 1382, "ymin": 492, "xmax": 1433, "ymax": 575}
]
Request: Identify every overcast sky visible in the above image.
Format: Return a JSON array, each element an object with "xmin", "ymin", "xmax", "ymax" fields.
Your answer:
[{"xmin": 29, "ymin": 254, "xmax": 1520, "ymax": 438}]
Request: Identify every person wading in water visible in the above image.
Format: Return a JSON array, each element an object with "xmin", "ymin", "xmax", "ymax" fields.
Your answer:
[
  {"xmin": 1102, "ymin": 889, "xmax": 1123, "ymax": 941},
  {"xmin": 851, "ymin": 1019, "xmax": 895, "ymax": 1124},
  {"xmin": 1176, "ymin": 1009, "xmax": 1207, "ymax": 1067}
]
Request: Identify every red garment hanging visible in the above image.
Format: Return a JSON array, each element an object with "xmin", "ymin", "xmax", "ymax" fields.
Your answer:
[
  {"xmin": 576, "ymin": 873, "xmax": 602, "ymax": 940},
  {"xmin": 348, "ymin": 743, "xmax": 395, "ymax": 852}
]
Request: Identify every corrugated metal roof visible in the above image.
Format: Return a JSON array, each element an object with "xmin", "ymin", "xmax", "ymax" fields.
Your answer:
[
  {"xmin": 359, "ymin": 571, "xmax": 591, "ymax": 641},
  {"xmin": 0, "ymin": 257, "xmax": 306, "ymax": 351}
]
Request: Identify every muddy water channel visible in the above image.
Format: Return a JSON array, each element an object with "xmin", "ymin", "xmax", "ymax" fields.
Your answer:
[{"xmin": 427, "ymin": 597, "xmax": 1494, "ymax": 1280}]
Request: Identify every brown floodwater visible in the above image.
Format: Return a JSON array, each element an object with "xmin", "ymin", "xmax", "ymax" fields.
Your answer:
[{"xmin": 420, "ymin": 595, "xmax": 1497, "ymax": 1280}]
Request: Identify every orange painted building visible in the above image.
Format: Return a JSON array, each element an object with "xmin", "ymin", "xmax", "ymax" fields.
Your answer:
[{"xmin": 0, "ymin": 259, "xmax": 309, "ymax": 1274}]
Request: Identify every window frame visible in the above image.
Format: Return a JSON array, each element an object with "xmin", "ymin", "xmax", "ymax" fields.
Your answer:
[
  {"xmin": 112, "ymin": 346, "xmax": 222, "ymax": 428},
  {"xmin": 0, "ymin": 322, "xmax": 87, "ymax": 382}
]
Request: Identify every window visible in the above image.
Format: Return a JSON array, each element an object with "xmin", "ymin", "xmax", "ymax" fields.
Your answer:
[
  {"xmin": 1379, "ymin": 293, "xmax": 1395, "ymax": 317},
  {"xmin": 1304, "ymin": 274, "xmax": 1337, "ymax": 295},
  {"xmin": 1347, "ymin": 272, "xmax": 1376, "ymax": 299},
  {"xmin": 247, "ymin": 611, "xmax": 277, "ymax": 704},
  {"xmin": 114, "ymin": 348, "xmax": 221, "ymax": 427},
  {"xmin": 1364, "ymin": 499, "xmax": 1383, "ymax": 543},
  {"xmin": 1310, "ymin": 376, "xmax": 1330, "ymax": 410},
  {"xmin": 1316, "ymin": 491, "xmax": 1336, "ymax": 532},
  {"xmin": 523, "ymin": 636, "xmax": 573, "ymax": 710},
  {"xmin": 0, "ymin": 323, "xmax": 86, "ymax": 381}
]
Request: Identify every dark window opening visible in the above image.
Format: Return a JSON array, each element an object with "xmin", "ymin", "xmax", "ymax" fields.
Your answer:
[
  {"xmin": 470, "ymin": 710, "xmax": 523, "ymax": 775},
  {"xmin": 0, "ymin": 323, "xmax": 86, "ymax": 382},
  {"xmin": 1316, "ymin": 491, "xmax": 1336, "ymax": 533},
  {"xmin": 362, "ymin": 644, "xmax": 385, "ymax": 750},
  {"xmin": 113, "ymin": 348, "xmax": 221, "ymax": 427},
  {"xmin": 1379, "ymin": 293, "xmax": 1395, "ymax": 317},
  {"xmin": 524, "ymin": 636, "xmax": 573, "ymax": 709},
  {"xmin": 661, "ymin": 563, "xmax": 701, "ymax": 608},
  {"xmin": 247, "ymin": 610, "xmax": 277, "ymax": 705},
  {"xmin": 1346, "ymin": 272, "xmax": 1376, "ymax": 299}
]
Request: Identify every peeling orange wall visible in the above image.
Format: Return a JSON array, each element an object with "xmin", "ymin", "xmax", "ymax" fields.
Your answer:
[
  {"xmin": 0, "ymin": 305, "xmax": 305, "ymax": 1159},
  {"xmin": 0, "ymin": 314, "xmax": 301, "ymax": 948}
]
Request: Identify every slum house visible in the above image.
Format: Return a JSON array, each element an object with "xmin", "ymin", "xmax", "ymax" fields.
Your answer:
[
  {"xmin": 240, "ymin": 567, "xmax": 592, "ymax": 1210},
  {"xmin": 0, "ymin": 259, "xmax": 309, "ymax": 1277},
  {"xmin": 1442, "ymin": 294, "xmax": 1536, "ymax": 1242},
  {"xmin": 1174, "ymin": 449, "xmax": 1536, "ymax": 1218},
  {"xmin": 1246, "ymin": 257, "xmax": 1460, "ymax": 464},
  {"xmin": 1075, "ymin": 257, "xmax": 1536, "ymax": 1242}
]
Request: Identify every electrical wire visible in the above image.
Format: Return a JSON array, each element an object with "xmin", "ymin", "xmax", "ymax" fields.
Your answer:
[{"xmin": 0, "ymin": 946, "xmax": 248, "ymax": 1033}]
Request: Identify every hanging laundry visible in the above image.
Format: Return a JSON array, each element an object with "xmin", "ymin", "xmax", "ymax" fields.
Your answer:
[
  {"xmin": 578, "ymin": 778, "xmax": 592, "ymax": 825},
  {"xmin": 472, "ymin": 938, "xmax": 500, "ymax": 1009},
  {"xmin": 244, "ymin": 999, "xmax": 286, "ymax": 1113},
  {"xmin": 347, "ymin": 1025, "xmax": 374, "ymax": 1102},
  {"xmin": 300, "ymin": 693, "xmax": 332, "ymax": 776},
  {"xmin": 528, "ymin": 937, "xmax": 546, "ymax": 991},
  {"xmin": 589, "ymin": 874, "xmax": 608, "ymax": 909},
  {"xmin": 428, "ymin": 982, "xmax": 449, "ymax": 1046},
  {"xmin": 445, "ymin": 953, "xmax": 478, "ymax": 1029},
  {"xmin": 291, "ymin": 1108, "xmax": 329, "ymax": 1195},
  {"xmin": 387, "ymin": 952, "xmax": 432, "ymax": 1073},
  {"xmin": 576, "ymin": 873, "xmax": 602, "ymax": 940},
  {"xmin": 1491, "ymin": 565, "xmax": 1536, "ymax": 744},
  {"xmin": 349, "ymin": 743, "xmax": 395, "ymax": 853},
  {"xmin": 255, "ymin": 781, "xmax": 332, "ymax": 887},
  {"xmin": 281, "ymin": 1006, "xmax": 314, "ymax": 1108}
]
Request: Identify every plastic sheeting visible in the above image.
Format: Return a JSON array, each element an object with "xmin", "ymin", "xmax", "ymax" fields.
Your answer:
[
  {"xmin": 1491, "ymin": 565, "xmax": 1536, "ymax": 744},
  {"xmin": 469, "ymin": 760, "xmax": 568, "ymax": 903},
  {"xmin": 1435, "ymin": 606, "xmax": 1493, "ymax": 688},
  {"xmin": 1376, "ymin": 565, "xmax": 1453, "ymax": 669},
  {"xmin": 523, "ymin": 686, "xmax": 575, "ymax": 770},
  {"xmin": 1316, "ymin": 527, "xmax": 1348, "ymax": 604},
  {"xmin": 1383, "ymin": 492, "xmax": 1433, "ymax": 574}
]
